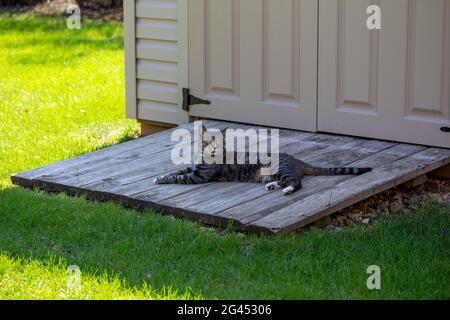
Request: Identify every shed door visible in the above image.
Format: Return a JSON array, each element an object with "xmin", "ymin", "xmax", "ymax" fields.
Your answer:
[
  {"xmin": 188, "ymin": 0, "xmax": 318, "ymax": 131},
  {"xmin": 318, "ymin": 0, "xmax": 450, "ymax": 148}
]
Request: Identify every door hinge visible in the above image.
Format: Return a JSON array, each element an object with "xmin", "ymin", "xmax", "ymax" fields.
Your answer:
[
  {"xmin": 441, "ymin": 127, "xmax": 450, "ymax": 133},
  {"xmin": 182, "ymin": 88, "xmax": 211, "ymax": 112}
]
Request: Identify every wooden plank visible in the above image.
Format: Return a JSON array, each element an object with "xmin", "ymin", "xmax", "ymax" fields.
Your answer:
[
  {"xmin": 126, "ymin": 131, "xmax": 317, "ymax": 201},
  {"xmin": 96, "ymin": 126, "xmax": 310, "ymax": 196},
  {"xmin": 15, "ymin": 123, "xmax": 220, "ymax": 181},
  {"xmin": 12, "ymin": 121, "xmax": 226, "ymax": 182},
  {"xmin": 140, "ymin": 119, "xmax": 176, "ymax": 137},
  {"xmin": 11, "ymin": 121, "xmax": 188, "ymax": 182},
  {"xmin": 122, "ymin": 131, "xmax": 318, "ymax": 218},
  {"xmin": 170, "ymin": 139, "xmax": 396, "ymax": 218},
  {"xmin": 179, "ymin": 143, "xmax": 392, "ymax": 214},
  {"xmin": 225, "ymin": 143, "xmax": 425, "ymax": 226},
  {"xmin": 247, "ymin": 147, "xmax": 450, "ymax": 234},
  {"xmin": 33, "ymin": 122, "xmax": 292, "ymax": 194},
  {"xmin": 429, "ymin": 163, "xmax": 450, "ymax": 180},
  {"xmin": 11, "ymin": 119, "xmax": 450, "ymax": 235},
  {"xmin": 85, "ymin": 122, "xmax": 281, "ymax": 192},
  {"xmin": 11, "ymin": 134, "xmax": 161, "ymax": 186},
  {"xmin": 31, "ymin": 121, "xmax": 230, "ymax": 188},
  {"xmin": 57, "ymin": 124, "xmax": 297, "ymax": 203},
  {"xmin": 402, "ymin": 175, "xmax": 428, "ymax": 188}
]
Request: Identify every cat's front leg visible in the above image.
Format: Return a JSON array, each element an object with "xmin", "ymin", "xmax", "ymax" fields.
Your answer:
[
  {"xmin": 153, "ymin": 174, "xmax": 174, "ymax": 185},
  {"xmin": 153, "ymin": 167, "xmax": 194, "ymax": 184},
  {"xmin": 172, "ymin": 167, "xmax": 193, "ymax": 175},
  {"xmin": 163, "ymin": 167, "xmax": 194, "ymax": 178},
  {"xmin": 265, "ymin": 181, "xmax": 282, "ymax": 191},
  {"xmin": 154, "ymin": 172, "xmax": 209, "ymax": 185},
  {"xmin": 262, "ymin": 176, "xmax": 281, "ymax": 191}
]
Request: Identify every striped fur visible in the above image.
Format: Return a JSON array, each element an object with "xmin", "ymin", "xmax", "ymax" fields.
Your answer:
[
  {"xmin": 154, "ymin": 127, "xmax": 372, "ymax": 195},
  {"xmin": 305, "ymin": 166, "xmax": 372, "ymax": 176}
]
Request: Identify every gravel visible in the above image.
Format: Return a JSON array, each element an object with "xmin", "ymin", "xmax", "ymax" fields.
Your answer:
[{"xmin": 307, "ymin": 177, "xmax": 450, "ymax": 232}]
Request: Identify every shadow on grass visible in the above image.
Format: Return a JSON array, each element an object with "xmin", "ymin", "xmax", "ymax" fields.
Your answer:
[
  {"xmin": 0, "ymin": 185, "xmax": 449, "ymax": 299},
  {"xmin": 0, "ymin": 252, "xmax": 197, "ymax": 299},
  {"xmin": 0, "ymin": 186, "xmax": 205, "ymax": 299}
]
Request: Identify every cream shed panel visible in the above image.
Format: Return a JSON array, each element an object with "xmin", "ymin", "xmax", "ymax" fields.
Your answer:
[
  {"xmin": 125, "ymin": 0, "xmax": 188, "ymax": 124},
  {"xmin": 125, "ymin": 0, "xmax": 450, "ymax": 148}
]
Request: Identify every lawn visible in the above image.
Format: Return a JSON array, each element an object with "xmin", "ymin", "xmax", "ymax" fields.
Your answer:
[{"xmin": 0, "ymin": 13, "xmax": 449, "ymax": 300}]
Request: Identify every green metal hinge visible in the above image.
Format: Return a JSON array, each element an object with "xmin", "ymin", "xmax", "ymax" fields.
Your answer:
[{"xmin": 182, "ymin": 88, "xmax": 211, "ymax": 112}]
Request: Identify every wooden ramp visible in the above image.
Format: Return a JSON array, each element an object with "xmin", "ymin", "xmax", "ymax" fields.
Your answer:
[{"xmin": 11, "ymin": 121, "xmax": 450, "ymax": 234}]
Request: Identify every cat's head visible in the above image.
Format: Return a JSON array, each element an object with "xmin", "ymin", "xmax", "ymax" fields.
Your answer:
[{"xmin": 201, "ymin": 125, "xmax": 228, "ymax": 159}]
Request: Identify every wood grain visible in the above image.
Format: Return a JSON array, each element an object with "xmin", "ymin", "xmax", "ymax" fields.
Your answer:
[{"xmin": 11, "ymin": 121, "xmax": 450, "ymax": 234}]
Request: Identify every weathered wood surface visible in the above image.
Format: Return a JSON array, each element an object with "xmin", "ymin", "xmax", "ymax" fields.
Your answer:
[
  {"xmin": 246, "ymin": 147, "xmax": 450, "ymax": 234},
  {"xmin": 11, "ymin": 121, "xmax": 450, "ymax": 234},
  {"xmin": 429, "ymin": 163, "xmax": 450, "ymax": 180}
]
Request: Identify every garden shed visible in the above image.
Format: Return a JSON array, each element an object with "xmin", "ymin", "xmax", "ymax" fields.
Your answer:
[
  {"xmin": 124, "ymin": 0, "xmax": 450, "ymax": 148},
  {"xmin": 12, "ymin": 0, "xmax": 450, "ymax": 234}
]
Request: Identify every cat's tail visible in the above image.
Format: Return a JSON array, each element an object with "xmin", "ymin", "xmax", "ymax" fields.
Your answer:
[{"xmin": 307, "ymin": 166, "xmax": 372, "ymax": 176}]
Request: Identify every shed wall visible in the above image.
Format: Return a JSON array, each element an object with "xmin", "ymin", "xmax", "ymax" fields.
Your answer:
[{"xmin": 125, "ymin": 0, "xmax": 188, "ymax": 124}]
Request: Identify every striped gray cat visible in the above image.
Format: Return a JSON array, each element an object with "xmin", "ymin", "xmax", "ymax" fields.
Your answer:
[{"xmin": 154, "ymin": 126, "xmax": 372, "ymax": 195}]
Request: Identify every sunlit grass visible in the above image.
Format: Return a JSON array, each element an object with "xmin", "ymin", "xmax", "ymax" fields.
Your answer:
[
  {"xmin": 0, "ymin": 253, "xmax": 198, "ymax": 300},
  {"xmin": 0, "ymin": 14, "xmax": 449, "ymax": 300},
  {"xmin": 0, "ymin": 13, "xmax": 139, "ymax": 185}
]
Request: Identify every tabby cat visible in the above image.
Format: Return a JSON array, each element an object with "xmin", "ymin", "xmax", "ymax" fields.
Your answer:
[{"xmin": 154, "ymin": 126, "xmax": 372, "ymax": 195}]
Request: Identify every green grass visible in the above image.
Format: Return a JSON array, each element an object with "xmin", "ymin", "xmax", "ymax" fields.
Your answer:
[
  {"xmin": 0, "ymin": 13, "xmax": 138, "ymax": 184},
  {"xmin": 0, "ymin": 13, "xmax": 449, "ymax": 300}
]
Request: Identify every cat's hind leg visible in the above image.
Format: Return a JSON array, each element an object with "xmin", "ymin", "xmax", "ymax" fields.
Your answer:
[{"xmin": 280, "ymin": 176, "xmax": 303, "ymax": 195}]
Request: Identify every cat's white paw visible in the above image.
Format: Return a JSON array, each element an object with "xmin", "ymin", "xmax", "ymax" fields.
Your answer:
[
  {"xmin": 265, "ymin": 182, "xmax": 280, "ymax": 191},
  {"xmin": 153, "ymin": 178, "xmax": 160, "ymax": 185},
  {"xmin": 282, "ymin": 186, "xmax": 295, "ymax": 195}
]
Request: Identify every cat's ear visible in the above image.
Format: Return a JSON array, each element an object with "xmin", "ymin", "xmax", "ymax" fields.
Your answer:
[{"xmin": 201, "ymin": 124, "xmax": 207, "ymax": 134}]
